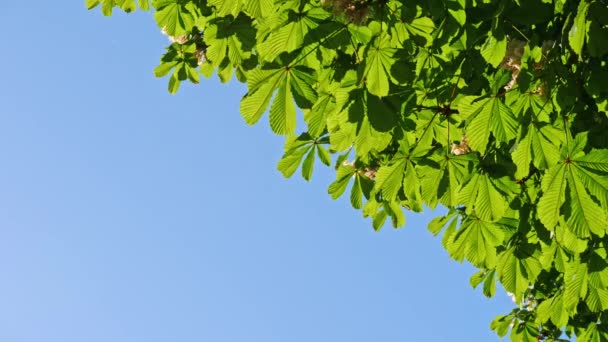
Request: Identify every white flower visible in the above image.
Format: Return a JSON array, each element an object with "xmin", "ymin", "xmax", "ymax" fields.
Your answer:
[
  {"xmin": 451, "ymin": 135, "xmax": 471, "ymax": 155},
  {"xmin": 161, "ymin": 26, "xmax": 189, "ymax": 44}
]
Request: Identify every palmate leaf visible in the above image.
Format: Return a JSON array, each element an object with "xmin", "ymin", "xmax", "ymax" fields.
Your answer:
[
  {"xmin": 458, "ymin": 173, "xmax": 509, "ymax": 222},
  {"xmin": 154, "ymin": 42, "xmax": 201, "ymax": 92},
  {"xmin": 363, "ymin": 33, "xmax": 395, "ymax": 97},
  {"xmin": 428, "ymin": 210, "xmax": 458, "ymax": 236},
  {"xmin": 445, "ymin": 216, "xmax": 504, "ymax": 268},
  {"xmin": 362, "ymin": 196, "xmax": 406, "ymax": 230},
  {"xmin": 328, "ymin": 163, "xmax": 373, "ymax": 210},
  {"xmin": 507, "ymin": 90, "xmax": 552, "ymax": 120},
  {"xmin": 391, "ymin": 17, "xmax": 435, "ymax": 47},
  {"xmin": 419, "ymin": 152, "xmax": 477, "ymax": 209},
  {"xmin": 536, "ymin": 293, "xmax": 569, "ymax": 327},
  {"xmin": 491, "ymin": 314, "xmax": 515, "ymax": 338},
  {"xmin": 328, "ymin": 89, "xmax": 394, "ymax": 160},
  {"xmin": 91, "ymin": 0, "xmax": 608, "ymax": 338},
  {"xmin": 240, "ymin": 70, "xmax": 284, "ymax": 126},
  {"xmin": 207, "ymin": 0, "xmax": 274, "ymax": 17},
  {"xmin": 277, "ymin": 133, "xmax": 314, "ymax": 178},
  {"xmin": 577, "ymin": 323, "xmax": 608, "ymax": 342},
  {"xmin": 257, "ymin": 7, "xmax": 331, "ymax": 62},
  {"xmin": 555, "ymin": 223, "xmax": 588, "ymax": 255},
  {"xmin": 538, "ymin": 140, "xmax": 608, "ymax": 237},
  {"xmin": 278, "ymin": 134, "xmax": 331, "ymax": 180},
  {"xmin": 511, "ymin": 122, "xmax": 562, "ymax": 179},
  {"xmin": 204, "ymin": 15, "xmax": 256, "ymax": 68},
  {"xmin": 510, "ymin": 322, "xmax": 540, "ymax": 342},
  {"xmin": 328, "ymin": 165, "xmax": 356, "ymax": 199},
  {"xmin": 240, "ymin": 65, "xmax": 317, "ymax": 135},
  {"xmin": 207, "ymin": 0, "xmax": 241, "ymax": 16},
  {"xmin": 458, "ymin": 96, "xmax": 518, "ymax": 154},
  {"xmin": 404, "ymin": 17, "xmax": 435, "ymax": 45},
  {"xmin": 565, "ymin": 166, "xmax": 606, "ymax": 237},
  {"xmin": 154, "ymin": 0, "xmax": 199, "ymax": 36},
  {"xmin": 353, "ymin": 117, "xmax": 393, "ymax": 160},
  {"xmin": 375, "ymin": 158, "xmax": 406, "ymax": 202},
  {"xmin": 305, "ymin": 92, "xmax": 336, "ymax": 138},
  {"xmin": 496, "ymin": 246, "xmax": 542, "ymax": 302}
]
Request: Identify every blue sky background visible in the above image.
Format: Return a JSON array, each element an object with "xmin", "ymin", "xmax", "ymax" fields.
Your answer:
[{"xmin": 0, "ymin": 2, "xmax": 514, "ymax": 341}]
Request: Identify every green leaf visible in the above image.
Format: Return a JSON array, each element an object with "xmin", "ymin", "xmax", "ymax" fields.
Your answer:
[
  {"xmin": 577, "ymin": 323, "xmax": 608, "ymax": 342},
  {"xmin": 86, "ymin": 0, "xmax": 102, "ymax": 10},
  {"xmin": 576, "ymin": 149, "xmax": 608, "ymax": 172},
  {"xmin": 257, "ymin": 8, "xmax": 327, "ymax": 62},
  {"xmin": 154, "ymin": 61, "xmax": 178, "ymax": 77},
  {"xmin": 372, "ymin": 209, "xmax": 388, "ymax": 231},
  {"xmin": 374, "ymin": 159, "xmax": 406, "ymax": 201},
  {"xmin": 277, "ymin": 134, "xmax": 314, "ymax": 178},
  {"xmin": 154, "ymin": 0, "xmax": 197, "ymax": 36},
  {"xmin": 168, "ymin": 72, "xmax": 181, "ymax": 94},
  {"xmin": 403, "ymin": 17, "xmax": 435, "ymax": 46},
  {"xmin": 458, "ymin": 96, "xmax": 517, "ymax": 154},
  {"xmin": 385, "ymin": 201, "xmax": 406, "ymax": 228},
  {"xmin": 316, "ymin": 144, "xmax": 331, "ymax": 166},
  {"xmin": 301, "ymin": 146, "xmax": 316, "ymax": 181},
  {"xmin": 585, "ymin": 272, "xmax": 608, "ymax": 312},
  {"xmin": 568, "ymin": 0, "xmax": 590, "ymax": 56},
  {"xmin": 420, "ymin": 153, "xmax": 477, "ymax": 209},
  {"xmin": 306, "ymin": 94, "xmax": 335, "ymax": 138},
  {"xmin": 566, "ymin": 164, "xmax": 607, "ymax": 237},
  {"xmin": 538, "ymin": 147, "xmax": 608, "ymax": 238},
  {"xmin": 480, "ymin": 32, "xmax": 507, "ymax": 68},
  {"xmin": 428, "ymin": 212, "xmax": 457, "ymax": 236},
  {"xmin": 458, "ymin": 173, "xmax": 507, "ymax": 222},
  {"xmin": 363, "ymin": 33, "xmax": 394, "ymax": 97},
  {"xmin": 269, "ymin": 76, "xmax": 297, "ymax": 135},
  {"xmin": 564, "ymin": 259, "xmax": 588, "ymax": 311},
  {"xmin": 496, "ymin": 246, "xmax": 541, "ymax": 301},
  {"xmin": 491, "ymin": 314, "xmax": 514, "ymax": 338},
  {"xmin": 512, "ymin": 123, "xmax": 562, "ymax": 179},
  {"xmin": 446, "ymin": 216, "xmax": 504, "ymax": 268},
  {"xmin": 449, "ymin": 9, "xmax": 466, "ymax": 26},
  {"xmin": 350, "ymin": 176, "xmax": 363, "ymax": 209},
  {"xmin": 138, "ymin": 0, "xmax": 149, "ymax": 10},
  {"xmin": 482, "ymin": 270, "xmax": 496, "ymax": 298},
  {"xmin": 403, "ymin": 161, "xmax": 422, "ymax": 212},
  {"xmin": 328, "ymin": 165, "xmax": 355, "ymax": 199},
  {"xmin": 538, "ymin": 162, "xmax": 567, "ymax": 230},
  {"xmin": 240, "ymin": 70, "xmax": 283, "ymax": 126}
]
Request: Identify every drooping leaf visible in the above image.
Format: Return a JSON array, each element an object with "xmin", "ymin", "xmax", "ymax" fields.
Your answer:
[
  {"xmin": 458, "ymin": 96, "xmax": 518, "ymax": 154},
  {"xmin": 568, "ymin": 0, "xmax": 590, "ymax": 57}
]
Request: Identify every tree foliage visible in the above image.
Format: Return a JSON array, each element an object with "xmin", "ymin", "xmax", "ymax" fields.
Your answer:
[{"xmin": 88, "ymin": 0, "xmax": 608, "ymax": 340}]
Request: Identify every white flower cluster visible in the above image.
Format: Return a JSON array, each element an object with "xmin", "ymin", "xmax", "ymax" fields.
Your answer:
[
  {"xmin": 342, "ymin": 160, "xmax": 377, "ymax": 180},
  {"xmin": 500, "ymin": 39, "xmax": 526, "ymax": 91},
  {"xmin": 161, "ymin": 26, "xmax": 189, "ymax": 44},
  {"xmin": 451, "ymin": 134, "xmax": 471, "ymax": 155},
  {"xmin": 321, "ymin": 0, "xmax": 371, "ymax": 25}
]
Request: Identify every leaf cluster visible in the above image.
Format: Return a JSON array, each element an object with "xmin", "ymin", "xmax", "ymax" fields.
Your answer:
[{"xmin": 88, "ymin": 0, "xmax": 608, "ymax": 340}]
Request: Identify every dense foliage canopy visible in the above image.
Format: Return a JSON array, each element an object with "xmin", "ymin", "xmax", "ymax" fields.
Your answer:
[{"xmin": 88, "ymin": 0, "xmax": 608, "ymax": 340}]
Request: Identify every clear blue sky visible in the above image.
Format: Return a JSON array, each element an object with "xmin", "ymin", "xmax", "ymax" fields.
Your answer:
[{"xmin": 0, "ymin": 2, "xmax": 513, "ymax": 341}]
